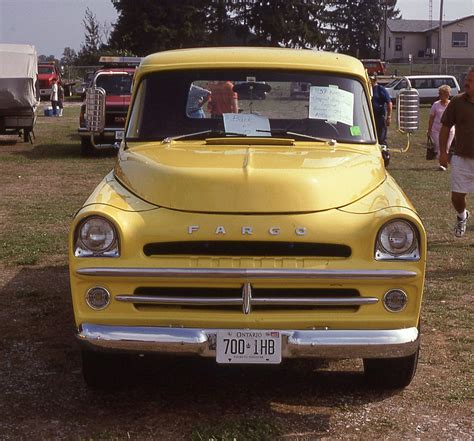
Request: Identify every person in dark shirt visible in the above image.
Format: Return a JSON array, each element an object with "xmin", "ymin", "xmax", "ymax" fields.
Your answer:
[
  {"xmin": 370, "ymin": 74, "xmax": 393, "ymax": 146},
  {"xmin": 439, "ymin": 67, "xmax": 474, "ymax": 237}
]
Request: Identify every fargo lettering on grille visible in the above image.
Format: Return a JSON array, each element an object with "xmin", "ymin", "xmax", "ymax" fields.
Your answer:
[{"xmin": 187, "ymin": 225, "xmax": 307, "ymax": 236}]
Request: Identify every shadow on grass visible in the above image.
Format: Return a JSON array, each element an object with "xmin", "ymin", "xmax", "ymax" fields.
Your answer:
[
  {"xmin": 0, "ymin": 265, "xmax": 400, "ymax": 439},
  {"xmin": 0, "ymin": 138, "xmax": 22, "ymax": 146},
  {"xmin": 12, "ymin": 142, "xmax": 117, "ymax": 159}
]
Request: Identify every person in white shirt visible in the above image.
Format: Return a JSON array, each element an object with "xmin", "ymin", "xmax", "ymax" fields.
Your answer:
[
  {"xmin": 427, "ymin": 85, "xmax": 455, "ymax": 171},
  {"xmin": 50, "ymin": 78, "xmax": 59, "ymax": 115}
]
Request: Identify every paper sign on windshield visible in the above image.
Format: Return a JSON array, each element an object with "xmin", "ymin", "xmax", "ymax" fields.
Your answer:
[
  {"xmin": 223, "ymin": 113, "xmax": 271, "ymax": 136},
  {"xmin": 308, "ymin": 86, "xmax": 354, "ymax": 126}
]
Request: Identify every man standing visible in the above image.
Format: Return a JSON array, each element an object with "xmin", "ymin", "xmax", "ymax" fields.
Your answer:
[
  {"xmin": 370, "ymin": 74, "xmax": 393, "ymax": 146},
  {"xmin": 439, "ymin": 68, "xmax": 474, "ymax": 237},
  {"xmin": 50, "ymin": 77, "xmax": 59, "ymax": 116}
]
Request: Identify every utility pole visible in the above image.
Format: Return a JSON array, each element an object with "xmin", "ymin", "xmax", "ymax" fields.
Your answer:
[{"xmin": 438, "ymin": 0, "xmax": 444, "ymax": 73}]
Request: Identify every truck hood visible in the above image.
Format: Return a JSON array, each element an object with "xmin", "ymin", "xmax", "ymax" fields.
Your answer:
[{"xmin": 114, "ymin": 141, "xmax": 385, "ymax": 213}]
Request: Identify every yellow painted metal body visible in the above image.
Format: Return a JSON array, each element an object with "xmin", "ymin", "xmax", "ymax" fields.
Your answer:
[{"xmin": 69, "ymin": 48, "xmax": 426, "ymax": 333}]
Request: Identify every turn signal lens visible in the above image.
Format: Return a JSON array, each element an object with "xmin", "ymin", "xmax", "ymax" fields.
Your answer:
[
  {"xmin": 86, "ymin": 287, "xmax": 110, "ymax": 310},
  {"xmin": 383, "ymin": 289, "xmax": 408, "ymax": 312}
]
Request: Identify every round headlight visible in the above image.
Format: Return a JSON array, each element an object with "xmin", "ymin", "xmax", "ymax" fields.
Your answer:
[
  {"xmin": 378, "ymin": 220, "xmax": 416, "ymax": 255},
  {"xmin": 78, "ymin": 216, "xmax": 117, "ymax": 254}
]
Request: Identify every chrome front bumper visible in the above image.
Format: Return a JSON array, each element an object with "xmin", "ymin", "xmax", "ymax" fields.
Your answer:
[
  {"xmin": 78, "ymin": 127, "xmax": 123, "ymax": 137},
  {"xmin": 77, "ymin": 324, "xmax": 419, "ymax": 359}
]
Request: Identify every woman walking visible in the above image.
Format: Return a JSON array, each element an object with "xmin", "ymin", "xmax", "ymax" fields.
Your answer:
[{"xmin": 427, "ymin": 85, "xmax": 455, "ymax": 170}]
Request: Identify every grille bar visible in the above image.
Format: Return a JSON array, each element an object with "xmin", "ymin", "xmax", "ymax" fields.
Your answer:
[
  {"xmin": 117, "ymin": 295, "xmax": 242, "ymax": 305},
  {"xmin": 116, "ymin": 294, "xmax": 377, "ymax": 306},
  {"xmin": 77, "ymin": 267, "xmax": 417, "ymax": 280}
]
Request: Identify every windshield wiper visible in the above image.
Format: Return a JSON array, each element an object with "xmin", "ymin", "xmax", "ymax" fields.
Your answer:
[
  {"xmin": 162, "ymin": 130, "xmax": 247, "ymax": 143},
  {"xmin": 256, "ymin": 129, "xmax": 337, "ymax": 145}
]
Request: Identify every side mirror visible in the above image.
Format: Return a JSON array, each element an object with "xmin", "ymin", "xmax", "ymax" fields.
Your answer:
[
  {"xmin": 397, "ymin": 88, "xmax": 419, "ymax": 134},
  {"xmin": 85, "ymin": 87, "xmax": 119, "ymax": 150},
  {"xmin": 85, "ymin": 87, "xmax": 106, "ymax": 133},
  {"xmin": 396, "ymin": 85, "xmax": 420, "ymax": 152}
]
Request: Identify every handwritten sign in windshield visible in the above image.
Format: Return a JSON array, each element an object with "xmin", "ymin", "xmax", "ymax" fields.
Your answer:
[
  {"xmin": 308, "ymin": 86, "xmax": 354, "ymax": 126},
  {"xmin": 223, "ymin": 113, "xmax": 271, "ymax": 137}
]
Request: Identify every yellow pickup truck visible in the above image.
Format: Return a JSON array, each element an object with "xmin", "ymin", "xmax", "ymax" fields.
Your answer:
[{"xmin": 69, "ymin": 47, "xmax": 425, "ymax": 390}]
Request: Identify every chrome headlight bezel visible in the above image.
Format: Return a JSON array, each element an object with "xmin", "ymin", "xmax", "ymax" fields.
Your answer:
[
  {"xmin": 375, "ymin": 219, "xmax": 420, "ymax": 261},
  {"xmin": 74, "ymin": 216, "xmax": 120, "ymax": 257}
]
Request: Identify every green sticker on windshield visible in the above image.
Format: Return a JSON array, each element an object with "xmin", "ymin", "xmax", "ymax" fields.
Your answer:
[{"xmin": 350, "ymin": 125, "xmax": 361, "ymax": 136}]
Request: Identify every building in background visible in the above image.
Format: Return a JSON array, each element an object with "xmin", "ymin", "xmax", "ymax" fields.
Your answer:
[{"xmin": 381, "ymin": 15, "xmax": 474, "ymax": 64}]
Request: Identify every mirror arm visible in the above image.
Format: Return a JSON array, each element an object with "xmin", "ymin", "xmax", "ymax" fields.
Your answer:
[{"xmin": 89, "ymin": 134, "xmax": 120, "ymax": 150}]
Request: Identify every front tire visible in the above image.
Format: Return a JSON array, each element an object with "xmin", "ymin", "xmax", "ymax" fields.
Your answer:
[{"xmin": 363, "ymin": 348, "xmax": 419, "ymax": 389}]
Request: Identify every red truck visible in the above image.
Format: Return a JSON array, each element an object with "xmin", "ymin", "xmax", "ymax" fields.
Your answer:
[
  {"xmin": 360, "ymin": 59, "xmax": 386, "ymax": 76},
  {"xmin": 78, "ymin": 56, "xmax": 141, "ymax": 156},
  {"xmin": 37, "ymin": 62, "xmax": 75, "ymax": 101}
]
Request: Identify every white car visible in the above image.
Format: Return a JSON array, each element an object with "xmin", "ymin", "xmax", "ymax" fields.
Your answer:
[{"xmin": 385, "ymin": 75, "xmax": 460, "ymax": 104}]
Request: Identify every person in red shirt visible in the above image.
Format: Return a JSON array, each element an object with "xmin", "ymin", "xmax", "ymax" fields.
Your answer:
[{"xmin": 207, "ymin": 81, "xmax": 238, "ymax": 117}]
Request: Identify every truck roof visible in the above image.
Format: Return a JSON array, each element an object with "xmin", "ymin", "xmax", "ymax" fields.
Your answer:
[
  {"xmin": 139, "ymin": 47, "xmax": 366, "ymax": 78},
  {"xmin": 95, "ymin": 67, "xmax": 137, "ymax": 74}
]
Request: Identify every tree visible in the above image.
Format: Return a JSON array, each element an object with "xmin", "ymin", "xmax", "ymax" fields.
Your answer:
[
  {"xmin": 230, "ymin": 0, "xmax": 327, "ymax": 48},
  {"xmin": 106, "ymin": 0, "xmax": 398, "ymax": 57},
  {"xmin": 109, "ymin": 0, "xmax": 211, "ymax": 55},
  {"xmin": 60, "ymin": 47, "xmax": 77, "ymax": 66},
  {"xmin": 77, "ymin": 7, "xmax": 104, "ymax": 65},
  {"xmin": 38, "ymin": 54, "xmax": 58, "ymax": 63},
  {"xmin": 324, "ymin": 0, "xmax": 400, "ymax": 58}
]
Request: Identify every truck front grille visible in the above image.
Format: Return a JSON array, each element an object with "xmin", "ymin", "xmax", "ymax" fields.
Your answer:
[
  {"xmin": 143, "ymin": 241, "xmax": 351, "ymax": 258},
  {"xmin": 105, "ymin": 106, "xmax": 128, "ymax": 127},
  {"xmin": 115, "ymin": 286, "xmax": 373, "ymax": 313}
]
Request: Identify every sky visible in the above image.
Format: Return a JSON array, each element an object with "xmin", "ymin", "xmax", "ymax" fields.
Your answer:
[{"xmin": 1, "ymin": 0, "xmax": 473, "ymax": 58}]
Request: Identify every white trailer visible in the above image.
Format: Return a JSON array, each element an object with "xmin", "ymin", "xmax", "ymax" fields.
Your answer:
[{"xmin": 0, "ymin": 44, "xmax": 39, "ymax": 142}]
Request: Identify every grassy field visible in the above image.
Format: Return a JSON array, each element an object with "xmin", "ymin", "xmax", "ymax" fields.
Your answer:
[{"xmin": 0, "ymin": 102, "xmax": 472, "ymax": 440}]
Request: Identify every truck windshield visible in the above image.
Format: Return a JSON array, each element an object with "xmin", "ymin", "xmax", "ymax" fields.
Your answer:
[
  {"xmin": 95, "ymin": 74, "xmax": 133, "ymax": 95},
  {"xmin": 126, "ymin": 69, "xmax": 376, "ymax": 143},
  {"xmin": 38, "ymin": 66, "xmax": 55, "ymax": 74}
]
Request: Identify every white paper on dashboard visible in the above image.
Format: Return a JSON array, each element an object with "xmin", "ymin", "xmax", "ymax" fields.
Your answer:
[
  {"xmin": 223, "ymin": 113, "xmax": 271, "ymax": 136},
  {"xmin": 308, "ymin": 86, "xmax": 354, "ymax": 126}
]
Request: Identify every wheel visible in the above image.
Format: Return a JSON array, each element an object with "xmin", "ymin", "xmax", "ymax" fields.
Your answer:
[
  {"xmin": 23, "ymin": 129, "xmax": 30, "ymax": 143},
  {"xmin": 81, "ymin": 349, "xmax": 129, "ymax": 390},
  {"xmin": 80, "ymin": 137, "xmax": 96, "ymax": 156},
  {"xmin": 363, "ymin": 348, "xmax": 419, "ymax": 389}
]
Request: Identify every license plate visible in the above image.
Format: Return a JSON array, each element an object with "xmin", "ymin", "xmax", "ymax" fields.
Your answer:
[
  {"xmin": 115, "ymin": 130, "xmax": 124, "ymax": 140},
  {"xmin": 216, "ymin": 330, "xmax": 281, "ymax": 364}
]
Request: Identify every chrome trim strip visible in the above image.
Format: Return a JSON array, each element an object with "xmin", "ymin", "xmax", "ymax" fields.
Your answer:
[
  {"xmin": 116, "ymin": 295, "xmax": 242, "ymax": 305},
  {"xmin": 77, "ymin": 267, "xmax": 417, "ymax": 280},
  {"xmin": 252, "ymin": 297, "xmax": 378, "ymax": 305},
  {"xmin": 77, "ymin": 324, "xmax": 419, "ymax": 359},
  {"xmin": 79, "ymin": 127, "xmax": 124, "ymax": 133},
  {"xmin": 115, "ymin": 294, "xmax": 378, "ymax": 306}
]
